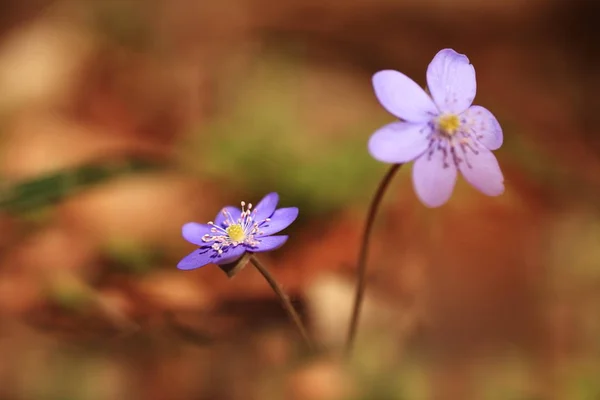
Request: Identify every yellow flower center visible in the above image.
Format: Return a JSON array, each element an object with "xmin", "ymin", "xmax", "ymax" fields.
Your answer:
[
  {"xmin": 226, "ymin": 224, "xmax": 245, "ymax": 242},
  {"xmin": 437, "ymin": 114, "xmax": 460, "ymax": 136}
]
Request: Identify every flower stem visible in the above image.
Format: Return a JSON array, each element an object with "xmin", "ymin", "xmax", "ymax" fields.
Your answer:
[
  {"xmin": 249, "ymin": 255, "xmax": 313, "ymax": 350},
  {"xmin": 345, "ymin": 163, "xmax": 402, "ymax": 355}
]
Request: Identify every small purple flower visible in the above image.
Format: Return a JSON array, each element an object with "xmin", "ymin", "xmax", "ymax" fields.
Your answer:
[
  {"xmin": 369, "ymin": 48, "xmax": 504, "ymax": 207},
  {"xmin": 177, "ymin": 192, "xmax": 298, "ymax": 270}
]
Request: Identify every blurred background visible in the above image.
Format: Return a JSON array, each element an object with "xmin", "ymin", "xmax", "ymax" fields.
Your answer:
[{"xmin": 0, "ymin": 0, "xmax": 599, "ymax": 399}]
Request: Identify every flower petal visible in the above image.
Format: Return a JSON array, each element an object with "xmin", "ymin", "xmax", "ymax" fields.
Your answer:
[
  {"xmin": 252, "ymin": 235, "xmax": 288, "ymax": 252},
  {"xmin": 412, "ymin": 143, "xmax": 458, "ymax": 207},
  {"xmin": 458, "ymin": 146, "xmax": 504, "ymax": 196},
  {"xmin": 372, "ymin": 70, "xmax": 438, "ymax": 123},
  {"xmin": 214, "ymin": 206, "xmax": 242, "ymax": 227},
  {"xmin": 426, "ymin": 49, "xmax": 476, "ymax": 114},
  {"xmin": 215, "ymin": 245, "xmax": 247, "ymax": 265},
  {"xmin": 177, "ymin": 245, "xmax": 246, "ymax": 270},
  {"xmin": 253, "ymin": 192, "xmax": 279, "ymax": 221},
  {"xmin": 461, "ymin": 106, "xmax": 503, "ymax": 150},
  {"xmin": 182, "ymin": 222, "xmax": 213, "ymax": 246},
  {"xmin": 177, "ymin": 248, "xmax": 214, "ymax": 270},
  {"xmin": 368, "ymin": 122, "xmax": 431, "ymax": 163},
  {"xmin": 258, "ymin": 207, "xmax": 298, "ymax": 236}
]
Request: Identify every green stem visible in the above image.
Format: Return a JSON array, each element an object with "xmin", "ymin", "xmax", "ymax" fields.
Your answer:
[
  {"xmin": 345, "ymin": 163, "xmax": 402, "ymax": 355},
  {"xmin": 249, "ymin": 255, "xmax": 313, "ymax": 349}
]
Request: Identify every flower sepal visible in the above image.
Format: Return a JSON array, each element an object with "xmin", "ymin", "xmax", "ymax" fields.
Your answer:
[{"xmin": 217, "ymin": 252, "xmax": 252, "ymax": 278}]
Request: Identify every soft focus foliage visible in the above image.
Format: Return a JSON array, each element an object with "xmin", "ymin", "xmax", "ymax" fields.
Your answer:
[{"xmin": 1, "ymin": 0, "xmax": 599, "ymax": 399}]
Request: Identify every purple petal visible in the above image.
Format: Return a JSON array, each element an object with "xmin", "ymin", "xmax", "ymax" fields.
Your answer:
[
  {"xmin": 372, "ymin": 70, "xmax": 438, "ymax": 123},
  {"xmin": 368, "ymin": 122, "xmax": 431, "ymax": 163},
  {"xmin": 214, "ymin": 206, "xmax": 242, "ymax": 227},
  {"xmin": 215, "ymin": 245, "xmax": 247, "ymax": 265},
  {"xmin": 461, "ymin": 106, "xmax": 503, "ymax": 151},
  {"xmin": 258, "ymin": 207, "xmax": 298, "ymax": 236},
  {"xmin": 177, "ymin": 248, "xmax": 214, "ymax": 270},
  {"xmin": 253, "ymin": 192, "xmax": 279, "ymax": 221},
  {"xmin": 458, "ymin": 146, "xmax": 504, "ymax": 196},
  {"xmin": 412, "ymin": 143, "xmax": 458, "ymax": 207},
  {"xmin": 182, "ymin": 222, "xmax": 213, "ymax": 246},
  {"xmin": 426, "ymin": 49, "xmax": 476, "ymax": 114},
  {"xmin": 177, "ymin": 245, "xmax": 246, "ymax": 270},
  {"xmin": 252, "ymin": 235, "xmax": 288, "ymax": 252}
]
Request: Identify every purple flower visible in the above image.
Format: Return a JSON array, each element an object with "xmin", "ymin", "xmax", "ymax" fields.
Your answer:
[
  {"xmin": 369, "ymin": 48, "xmax": 504, "ymax": 207},
  {"xmin": 177, "ymin": 192, "xmax": 298, "ymax": 270}
]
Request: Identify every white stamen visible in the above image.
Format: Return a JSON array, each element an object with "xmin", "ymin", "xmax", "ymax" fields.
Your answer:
[
  {"xmin": 201, "ymin": 198, "xmax": 268, "ymax": 254},
  {"xmin": 427, "ymin": 113, "xmax": 480, "ymax": 169}
]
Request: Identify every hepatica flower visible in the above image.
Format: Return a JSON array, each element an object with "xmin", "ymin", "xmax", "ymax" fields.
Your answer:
[
  {"xmin": 369, "ymin": 48, "xmax": 504, "ymax": 207},
  {"xmin": 177, "ymin": 192, "xmax": 298, "ymax": 270}
]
